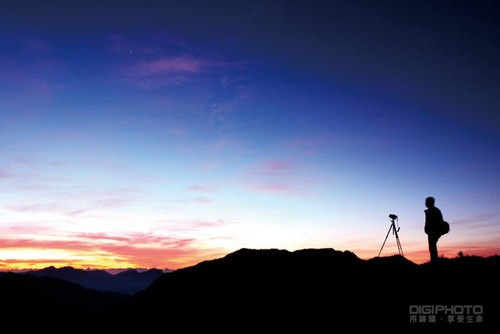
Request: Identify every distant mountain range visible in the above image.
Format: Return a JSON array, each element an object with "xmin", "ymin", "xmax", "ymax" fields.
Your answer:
[
  {"xmin": 19, "ymin": 266, "xmax": 164, "ymax": 295},
  {"xmin": 1, "ymin": 248, "xmax": 498, "ymax": 332}
]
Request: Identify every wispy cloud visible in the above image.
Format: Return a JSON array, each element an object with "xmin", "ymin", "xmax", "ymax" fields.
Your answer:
[
  {"xmin": 0, "ymin": 238, "xmax": 90, "ymax": 250},
  {"xmin": 284, "ymin": 134, "xmax": 342, "ymax": 157},
  {"xmin": 192, "ymin": 197, "xmax": 214, "ymax": 204},
  {"xmin": 450, "ymin": 213, "xmax": 500, "ymax": 228},
  {"xmin": 0, "ymin": 40, "xmax": 65, "ymax": 106},
  {"xmin": 0, "ymin": 231, "xmax": 227, "ymax": 269},
  {"xmin": 240, "ymin": 159, "xmax": 302, "ymax": 195},
  {"xmin": 187, "ymin": 219, "xmax": 231, "ymax": 229},
  {"xmin": 244, "ymin": 182, "xmax": 294, "ymax": 194},
  {"xmin": 4, "ymin": 188, "xmax": 140, "ymax": 219},
  {"xmin": 172, "ymin": 196, "xmax": 215, "ymax": 205},
  {"xmin": 134, "ymin": 56, "xmax": 203, "ymax": 75},
  {"xmin": 250, "ymin": 160, "xmax": 296, "ymax": 176},
  {"xmin": 187, "ymin": 185, "xmax": 216, "ymax": 193},
  {"xmin": 0, "ymin": 169, "xmax": 12, "ymax": 180},
  {"xmin": 153, "ymin": 218, "xmax": 234, "ymax": 233}
]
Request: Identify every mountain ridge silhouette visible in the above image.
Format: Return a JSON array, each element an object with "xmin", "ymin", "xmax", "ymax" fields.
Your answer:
[
  {"xmin": 1, "ymin": 248, "xmax": 498, "ymax": 332},
  {"xmin": 93, "ymin": 248, "xmax": 499, "ymax": 331}
]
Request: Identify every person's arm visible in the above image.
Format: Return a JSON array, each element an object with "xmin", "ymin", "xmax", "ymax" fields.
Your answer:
[
  {"xmin": 437, "ymin": 208, "xmax": 444, "ymax": 222},
  {"xmin": 424, "ymin": 210, "xmax": 429, "ymax": 234}
]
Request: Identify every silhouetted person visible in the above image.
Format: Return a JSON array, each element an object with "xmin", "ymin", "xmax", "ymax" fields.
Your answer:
[{"xmin": 424, "ymin": 196, "xmax": 443, "ymax": 262}]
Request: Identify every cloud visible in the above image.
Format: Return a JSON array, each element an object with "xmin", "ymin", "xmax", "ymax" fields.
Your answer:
[
  {"xmin": 191, "ymin": 197, "xmax": 214, "ymax": 204},
  {"xmin": 0, "ymin": 237, "xmax": 93, "ymax": 250},
  {"xmin": 188, "ymin": 219, "xmax": 231, "ymax": 229},
  {"xmin": 134, "ymin": 56, "xmax": 203, "ymax": 75},
  {"xmin": 284, "ymin": 134, "xmax": 344, "ymax": 157},
  {"xmin": 450, "ymin": 213, "xmax": 500, "ymax": 228},
  {"xmin": 0, "ymin": 231, "xmax": 226, "ymax": 269},
  {"xmin": 251, "ymin": 160, "xmax": 295, "ymax": 176},
  {"xmin": 240, "ymin": 159, "xmax": 301, "ymax": 195},
  {"xmin": 173, "ymin": 196, "xmax": 215, "ymax": 205},
  {"xmin": 187, "ymin": 185, "xmax": 216, "ymax": 193},
  {"xmin": 4, "ymin": 188, "xmax": 139, "ymax": 219},
  {"xmin": 75, "ymin": 233, "xmax": 132, "ymax": 243},
  {"xmin": 153, "ymin": 218, "xmax": 235, "ymax": 234},
  {"xmin": 244, "ymin": 182, "xmax": 294, "ymax": 194},
  {"xmin": 0, "ymin": 169, "xmax": 11, "ymax": 180},
  {"xmin": 121, "ymin": 54, "xmax": 218, "ymax": 89},
  {"xmin": 0, "ymin": 232, "xmax": 189, "ymax": 251},
  {"xmin": 0, "ymin": 40, "xmax": 66, "ymax": 106}
]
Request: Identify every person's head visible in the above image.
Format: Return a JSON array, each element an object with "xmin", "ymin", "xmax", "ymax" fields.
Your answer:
[{"xmin": 425, "ymin": 196, "xmax": 435, "ymax": 208}]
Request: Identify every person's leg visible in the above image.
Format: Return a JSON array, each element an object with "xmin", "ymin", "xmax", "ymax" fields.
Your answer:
[{"xmin": 428, "ymin": 234, "xmax": 439, "ymax": 262}]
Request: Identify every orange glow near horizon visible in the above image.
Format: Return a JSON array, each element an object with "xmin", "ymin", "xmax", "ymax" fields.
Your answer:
[
  {"xmin": 1, "ymin": 242, "xmax": 499, "ymax": 271},
  {"xmin": 0, "ymin": 245, "xmax": 230, "ymax": 271},
  {"xmin": 1, "ymin": 204, "xmax": 499, "ymax": 271}
]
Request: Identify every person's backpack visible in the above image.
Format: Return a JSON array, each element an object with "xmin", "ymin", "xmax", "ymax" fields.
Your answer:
[{"xmin": 438, "ymin": 220, "xmax": 450, "ymax": 236}]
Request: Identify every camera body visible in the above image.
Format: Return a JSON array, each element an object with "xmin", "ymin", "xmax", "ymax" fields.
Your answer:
[{"xmin": 389, "ymin": 214, "xmax": 398, "ymax": 220}]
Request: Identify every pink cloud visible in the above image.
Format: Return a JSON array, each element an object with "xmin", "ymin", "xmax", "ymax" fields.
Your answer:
[
  {"xmin": 0, "ymin": 169, "xmax": 10, "ymax": 180},
  {"xmin": 192, "ymin": 197, "xmax": 214, "ymax": 204},
  {"xmin": 0, "ymin": 232, "xmax": 184, "ymax": 251},
  {"xmin": 135, "ymin": 56, "xmax": 203, "ymax": 75},
  {"xmin": 172, "ymin": 197, "xmax": 215, "ymax": 205},
  {"xmin": 0, "ymin": 238, "xmax": 93, "ymax": 250},
  {"xmin": 449, "ymin": 213, "xmax": 500, "ymax": 229},
  {"xmin": 259, "ymin": 160, "xmax": 294, "ymax": 174},
  {"xmin": 4, "ymin": 188, "xmax": 141, "ymax": 219},
  {"xmin": 240, "ymin": 159, "xmax": 300, "ymax": 194},
  {"xmin": 0, "ymin": 232, "xmax": 225, "ymax": 269},
  {"xmin": 188, "ymin": 219, "xmax": 232, "ymax": 229},
  {"xmin": 0, "ymin": 55, "xmax": 65, "ymax": 105},
  {"xmin": 75, "ymin": 233, "xmax": 132, "ymax": 243},
  {"xmin": 152, "ymin": 219, "xmax": 234, "ymax": 236},
  {"xmin": 187, "ymin": 185, "xmax": 216, "ymax": 193},
  {"xmin": 284, "ymin": 134, "xmax": 344, "ymax": 157},
  {"xmin": 248, "ymin": 160, "xmax": 296, "ymax": 176},
  {"xmin": 245, "ymin": 182, "xmax": 295, "ymax": 194}
]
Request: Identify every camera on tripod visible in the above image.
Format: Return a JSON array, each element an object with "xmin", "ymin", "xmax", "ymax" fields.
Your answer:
[{"xmin": 378, "ymin": 213, "xmax": 404, "ymax": 257}]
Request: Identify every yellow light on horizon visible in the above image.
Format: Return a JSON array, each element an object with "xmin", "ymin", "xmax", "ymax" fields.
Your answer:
[{"xmin": 0, "ymin": 248, "xmax": 138, "ymax": 270}]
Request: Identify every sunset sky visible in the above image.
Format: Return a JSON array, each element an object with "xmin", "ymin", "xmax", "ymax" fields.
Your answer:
[{"xmin": 1, "ymin": 0, "xmax": 499, "ymax": 270}]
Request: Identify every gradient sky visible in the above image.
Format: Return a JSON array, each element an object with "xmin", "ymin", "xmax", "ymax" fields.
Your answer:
[{"xmin": 1, "ymin": 0, "xmax": 499, "ymax": 270}]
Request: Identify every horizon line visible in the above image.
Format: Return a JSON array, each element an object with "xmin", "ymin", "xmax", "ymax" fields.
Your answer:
[{"xmin": 2, "ymin": 247, "xmax": 498, "ymax": 273}]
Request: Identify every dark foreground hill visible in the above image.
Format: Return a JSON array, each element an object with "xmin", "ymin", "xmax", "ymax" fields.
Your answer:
[
  {"xmin": 91, "ymin": 248, "xmax": 499, "ymax": 332},
  {"xmin": 23, "ymin": 266, "xmax": 163, "ymax": 295},
  {"xmin": 0, "ymin": 272, "xmax": 127, "ymax": 331}
]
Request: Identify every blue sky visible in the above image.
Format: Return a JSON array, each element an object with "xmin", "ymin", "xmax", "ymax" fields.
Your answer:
[{"xmin": 1, "ymin": 0, "xmax": 499, "ymax": 269}]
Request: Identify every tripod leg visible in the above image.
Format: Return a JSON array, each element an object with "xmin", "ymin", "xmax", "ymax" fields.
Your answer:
[
  {"xmin": 378, "ymin": 225, "xmax": 393, "ymax": 257},
  {"xmin": 394, "ymin": 230, "xmax": 404, "ymax": 256}
]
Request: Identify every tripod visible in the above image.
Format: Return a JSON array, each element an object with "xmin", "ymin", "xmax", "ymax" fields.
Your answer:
[{"xmin": 378, "ymin": 214, "xmax": 404, "ymax": 257}]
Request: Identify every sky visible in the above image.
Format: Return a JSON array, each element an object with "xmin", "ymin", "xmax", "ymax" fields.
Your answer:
[{"xmin": 1, "ymin": 0, "xmax": 499, "ymax": 270}]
